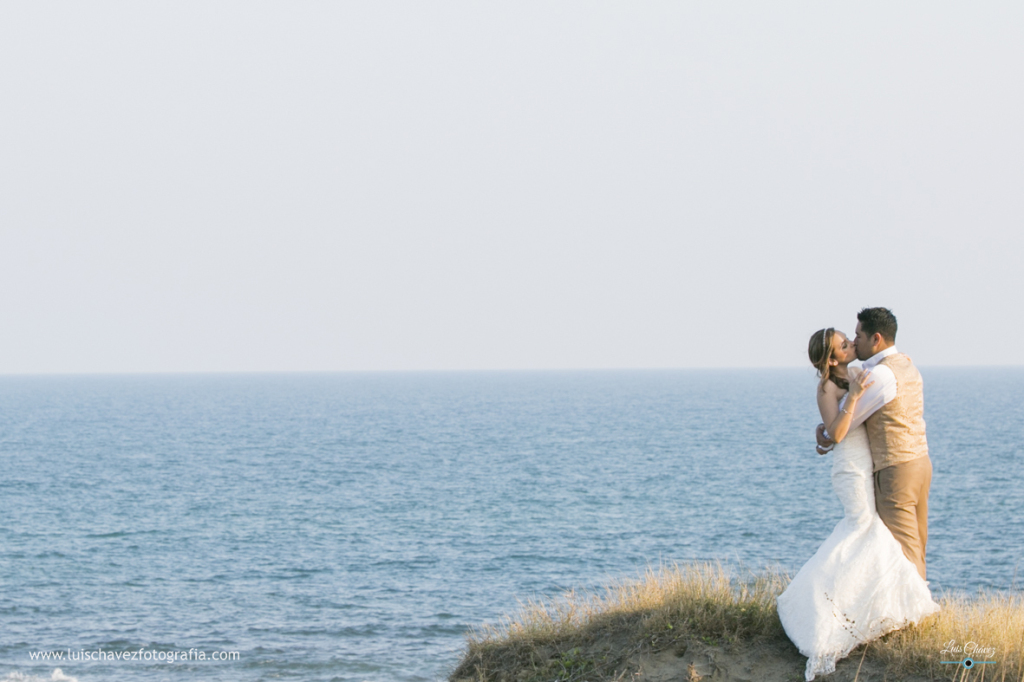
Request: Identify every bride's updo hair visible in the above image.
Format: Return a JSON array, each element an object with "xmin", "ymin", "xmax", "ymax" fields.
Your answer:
[{"xmin": 808, "ymin": 328, "xmax": 849, "ymax": 390}]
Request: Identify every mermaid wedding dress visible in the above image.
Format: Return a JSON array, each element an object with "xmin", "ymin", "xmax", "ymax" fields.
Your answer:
[{"xmin": 776, "ymin": 424, "xmax": 940, "ymax": 681}]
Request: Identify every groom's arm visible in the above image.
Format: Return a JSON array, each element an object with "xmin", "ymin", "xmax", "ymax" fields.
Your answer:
[
  {"xmin": 839, "ymin": 365, "xmax": 898, "ymax": 431},
  {"xmin": 815, "ymin": 424, "xmax": 834, "ymax": 454}
]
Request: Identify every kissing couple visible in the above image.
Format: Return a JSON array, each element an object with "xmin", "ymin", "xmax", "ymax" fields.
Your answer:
[{"xmin": 777, "ymin": 307, "xmax": 940, "ymax": 681}]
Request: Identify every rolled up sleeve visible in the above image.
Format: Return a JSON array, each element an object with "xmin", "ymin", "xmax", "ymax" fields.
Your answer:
[{"xmin": 842, "ymin": 365, "xmax": 897, "ymax": 431}]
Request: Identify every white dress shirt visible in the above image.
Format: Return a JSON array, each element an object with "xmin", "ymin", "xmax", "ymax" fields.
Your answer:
[{"xmin": 838, "ymin": 346, "xmax": 900, "ymax": 432}]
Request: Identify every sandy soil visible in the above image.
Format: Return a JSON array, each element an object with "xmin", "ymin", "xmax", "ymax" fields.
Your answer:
[{"xmin": 628, "ymin": 639, "xmax": 937, "ymax": 682}]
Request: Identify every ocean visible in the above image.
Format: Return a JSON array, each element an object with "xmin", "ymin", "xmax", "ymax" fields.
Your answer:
[{"xmin": 1, "ymin": 369, "xmax": 1021, "ymax": 681}]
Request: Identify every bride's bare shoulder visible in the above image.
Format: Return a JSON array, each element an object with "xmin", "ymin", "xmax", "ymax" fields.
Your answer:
[{"xmin": 817, "ymin": 378, "xmax": 847, "ymax": 400}]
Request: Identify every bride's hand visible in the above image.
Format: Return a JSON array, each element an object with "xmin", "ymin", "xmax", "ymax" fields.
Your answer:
[{"xmin": 848, "ymin": 370, "xmax": 875, "ymax": 400}]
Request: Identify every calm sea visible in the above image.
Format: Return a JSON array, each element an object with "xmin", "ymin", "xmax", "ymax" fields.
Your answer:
[{"xmin": 1, "ymin": 369, "xmax": 1021, "ymax": 682}]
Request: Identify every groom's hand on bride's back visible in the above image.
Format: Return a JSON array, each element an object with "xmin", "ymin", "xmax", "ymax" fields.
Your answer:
[{"xmin": 815, "ymin": 423, "xmax": 835, "ymax": 455}]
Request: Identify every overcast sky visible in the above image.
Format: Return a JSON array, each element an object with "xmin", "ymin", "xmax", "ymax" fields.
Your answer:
[{"xmin": 1, "ymin": 2, "xmax": 1021, "ymax": 373}]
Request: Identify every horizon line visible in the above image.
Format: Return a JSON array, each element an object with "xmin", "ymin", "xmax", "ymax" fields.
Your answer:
[{"xmin": 2, "ymin": 363, "xmax": 1021, "ymax": 378}]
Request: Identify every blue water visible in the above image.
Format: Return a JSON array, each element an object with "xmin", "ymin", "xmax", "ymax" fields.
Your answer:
[{"xmin": 1, "ymin": 369, "xmax": 1021, "ymax": 681}]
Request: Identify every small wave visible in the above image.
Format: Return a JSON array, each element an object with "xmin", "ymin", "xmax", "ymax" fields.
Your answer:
[
  {"xmin": 1, "ymin": 669, "xmax": 78, "ymax": 682},
  {"xmin": 417, "ymin": 623, "xmax": 469, "ymax": 637}
]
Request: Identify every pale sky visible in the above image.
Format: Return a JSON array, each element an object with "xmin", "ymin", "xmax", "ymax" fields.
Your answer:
[{"xmin": 1, "ymin": 2, "xmax": 1021, "ymax": 373}]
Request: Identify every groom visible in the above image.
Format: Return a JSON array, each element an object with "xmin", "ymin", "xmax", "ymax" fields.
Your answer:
[{"xmin": 816, "ymin": 307, "xmax": 933, "ymax": 580}]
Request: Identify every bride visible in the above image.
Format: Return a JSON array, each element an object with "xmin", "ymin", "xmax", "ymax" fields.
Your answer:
[{"xmin": 777, "ymin": 327, "xmax": 940, "ymax": 681}]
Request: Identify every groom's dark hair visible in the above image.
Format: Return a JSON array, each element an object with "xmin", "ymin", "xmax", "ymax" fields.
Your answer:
[{"xmin": 857, "ymin": 307, "xmax": 898, "ymax": 343}]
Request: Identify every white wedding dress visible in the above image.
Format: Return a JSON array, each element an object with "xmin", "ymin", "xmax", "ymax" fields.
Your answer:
[{"xmin": 777, "ymin": 424, "xmax": 940, "ymax": 681}]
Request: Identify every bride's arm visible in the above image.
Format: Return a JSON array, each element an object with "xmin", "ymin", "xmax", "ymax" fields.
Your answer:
[
  {"xmin": 817, "ymin": 382, "xmax": 842, "ymax": 434},
  {"xmin": 819, "ymin": 371, "xmax": 875, "ymax": 443}
]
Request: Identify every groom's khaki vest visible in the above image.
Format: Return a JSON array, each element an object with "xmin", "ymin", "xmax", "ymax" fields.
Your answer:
[{"xmin": 865, "ymin": 353, "xmax": 929, "ymax": 472}]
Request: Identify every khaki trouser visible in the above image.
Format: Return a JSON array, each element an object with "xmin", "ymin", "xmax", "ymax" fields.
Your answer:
[{"xmin": 874, "ymin": 456, "xmax": 932, "ymax": 580}]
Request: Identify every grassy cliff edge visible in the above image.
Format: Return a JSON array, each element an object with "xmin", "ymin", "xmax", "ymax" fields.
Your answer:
[{"xmin": 450, "ymin": 562, "xmax": 1024, "ymax": 682}]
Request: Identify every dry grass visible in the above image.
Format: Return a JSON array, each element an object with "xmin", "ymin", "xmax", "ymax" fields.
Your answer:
[
  {"xmin": 872, "ymin": 590, "xmax": 1024, "ymax": 681},
  {"xmin": 449, "ymin": 561, "xmax": 787, "ymax": 681},
  {"xmin": 449, "ymin": 561, "xmax": 1024, "ymax": 682}
]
